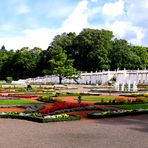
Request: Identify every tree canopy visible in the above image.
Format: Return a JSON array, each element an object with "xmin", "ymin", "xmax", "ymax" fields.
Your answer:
[{"xmin": 0, "ymin": 28, "xmax": 147, "ymax": 81}]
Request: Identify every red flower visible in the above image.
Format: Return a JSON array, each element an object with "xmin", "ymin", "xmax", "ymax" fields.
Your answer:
[{"xmin": 39, "ymin": 102, "xmax": 89, "ymax": 114}]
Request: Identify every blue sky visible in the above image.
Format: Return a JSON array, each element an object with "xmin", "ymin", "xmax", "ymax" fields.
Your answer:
[{"xmin": 0, "ymin": 0, "xmax": 148, "ymax": 50}]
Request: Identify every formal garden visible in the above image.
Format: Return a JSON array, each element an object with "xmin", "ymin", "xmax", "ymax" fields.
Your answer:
[{"xmin": 0, "ymin": 84, "xmax": 147, "ymax": 123}]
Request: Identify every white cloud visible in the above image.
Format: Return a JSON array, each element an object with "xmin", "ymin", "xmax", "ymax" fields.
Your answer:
[
  {"xmin": 17, "ymin": 5, "xmax": 30, "ymax": 14},
  {"xmin": 0, "ymin": 28, "xmax": 56, "ymax": 50},
  {"xmin": 91, "ymin": 0, "xmax": 98, "ymax": 3},
  {"xmin": 126, "ymin": 0, "xmax": 148, "ymax": 27},
  {"xmin": 1, "ymin": 0, "xmax": 148, "ymax": 50},
  {"xmin": 103, "ymin": 21, "xmax": 144, "ymax": 45},
  {"xmin": 60, "ymin": 0, "xmax": 89, "ymax": 34},
  {"xmin": 88, "ymin": 6, "xmax": 101, "ymax": 17},
  {"xmin": 102, "ymin": 0, "xmax": 125, "ymax": 18},
  {"xmin": 0, "ymin": 0, "xmax": 90, "ymax": 50}
]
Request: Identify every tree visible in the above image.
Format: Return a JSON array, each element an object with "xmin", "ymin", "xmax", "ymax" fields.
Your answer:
[
  {"xmin": 131, "ymin": 46, "xmax": 148, "ymax": 69},
  {"xmin": 109, "ymin": 39, "xmax": 139, "ymax": 70},
  {"xmin": 49, "ymin": 47, "xmax": 80, "ymax": 84},
  {"xmin": 11, "ymin": 47, "xmax": 38, "ymax": 79},
  {"xmin": 37, "ymin": 48, "xmax": 53, "ymax": 76},
  {"xmin": 73, "ymin": 28, "xmax": 114, "ymax": 71},
  {"xmin": 50, "ymin": 32, "xmax": 76, "ymax": 59}
]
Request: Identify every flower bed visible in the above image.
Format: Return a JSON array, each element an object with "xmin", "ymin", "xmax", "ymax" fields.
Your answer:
[
  {"xmin": 48, "ymin": 106, "xmax": 104, "ymax": 115},
  {"xmin": 0, "ymin": 112, "xmax": 80, "ymax": 122},
  {"xmin": 8, "ymin": 94, "xmax": 37, "ymax": 98},
  {"xmin": 95, "ymin": 97, "xmax": 148, "ymax": 105},
  {"xmin": 43, "ymin": 114, "xmax": 80, "ymax": 122},
  {"xmin": 39, "ymin": 102, "xmax": 89, "ymax": 114},
  {"xmin": 87, "ymin": 108, "xmax": 148, "ymax": 119}
]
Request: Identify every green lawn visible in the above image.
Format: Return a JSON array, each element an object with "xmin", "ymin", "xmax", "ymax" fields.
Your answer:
[
  {"xmin": 110, "ymin": 104, "xmax": 148, "ymax": 110},
  {"xmin": 75, "ymin": 97, "xmax": 115, "ymax": 101},
  {"xmin": 0, "ymin": 99, "xmax": 37, "ymax": 105}
]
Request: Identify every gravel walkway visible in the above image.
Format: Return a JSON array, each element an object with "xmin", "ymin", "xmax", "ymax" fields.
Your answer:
[{"xmin": 0, "ymin": 115, "xmax": 148, "ymax": 148}]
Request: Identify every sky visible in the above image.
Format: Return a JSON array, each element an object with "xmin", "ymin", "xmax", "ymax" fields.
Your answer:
[{"xmin": 0, "ymin": 0, "xmax": 148, "ymax": 50}]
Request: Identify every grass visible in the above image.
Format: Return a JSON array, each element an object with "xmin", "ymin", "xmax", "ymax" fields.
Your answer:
[
  {"xmin": 110, "ymin": 104, "xmax": 148, "ymax": 110},
  {"xmin": 75, "ymin": 97, "xmax": 115, "ymax": 101},
  {"xmin": 0, "ymin": 99, "xmax": 37, "ymax": 105}
]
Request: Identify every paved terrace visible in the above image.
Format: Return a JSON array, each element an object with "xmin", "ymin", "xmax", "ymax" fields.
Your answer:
[{"xmin": 0, "ymin": 114, "xmax": 148, "ymax": 148}]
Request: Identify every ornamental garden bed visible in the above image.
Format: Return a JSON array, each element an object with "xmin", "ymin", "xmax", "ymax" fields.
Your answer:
[
  {"xmin": 87, "ymin": 108, "xmax": 148, "ymax": 119},
  {"xmin": 0, "ymin": 112, "xmax": 80, "ymax": 123},
  {"xmin": 0, "ymin": 88, "xmax": 148, "ymax": 122}
]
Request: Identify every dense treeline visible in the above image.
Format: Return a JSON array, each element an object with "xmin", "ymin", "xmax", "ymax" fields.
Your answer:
[{"xmin": 0, "ymin": 28, "xmax": 148, "ymax": 81}]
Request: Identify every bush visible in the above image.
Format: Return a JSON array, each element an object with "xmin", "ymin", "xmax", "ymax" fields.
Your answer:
[
  {"xmin": 6, "ymin": 77, "xmax": 13, "ymax": 83},
  {"xmin": 37, "ymin": 95, "xmax": 63, "ymax": 103},
  {"xmin": 38, "ymin": 95, "xmax": 54, "ymax": 102}
]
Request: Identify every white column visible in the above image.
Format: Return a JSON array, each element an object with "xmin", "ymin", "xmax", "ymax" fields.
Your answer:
[
  {"xmin": 121, "ymin": 83, "xmax": 125, "ymax": 91},
  {"xmin": 128, "ymin": 81, "xmax": 131, "ymax": 91},
  {"xmin": 115, "ymin": 81, "xmax": 119, "ymax": 91},
  {"xmin": 133, "ymin": 81, "xmax": 137, "ymax": 92}
]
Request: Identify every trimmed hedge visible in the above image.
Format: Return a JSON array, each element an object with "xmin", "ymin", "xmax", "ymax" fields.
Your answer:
[{"xmin": 37, "ymin": 95, "xmax": 64, "ymax": 103}]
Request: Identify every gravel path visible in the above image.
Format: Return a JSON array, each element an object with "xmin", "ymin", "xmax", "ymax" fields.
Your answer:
[{"xmin": 0, "ymin": 115, "xmax": 148, "ymax": 148}]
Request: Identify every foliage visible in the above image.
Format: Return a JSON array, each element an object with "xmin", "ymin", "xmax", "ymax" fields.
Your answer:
[
  {"xmin": 73, "ymin": 28, "xmax": 113, "ymax": 71},
  {"xmin": 0, "ymin": 28, "xmax": 147, "ymax": 80},
  {"xmin": 49, "ymin": 46, "xmax": 80, "ymax": 84},
  {"xmin": 6, "ymin": 76, "xmax": 13, "ymax": 83},
  {"xmin": 37, "ymin": 95, "xmax": 63, "ymax": 103}
]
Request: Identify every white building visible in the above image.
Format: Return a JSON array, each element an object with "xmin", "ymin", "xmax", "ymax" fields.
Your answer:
[{"xmin": 26, "ymin": 69, "xmax": 148, "ymax": 85}]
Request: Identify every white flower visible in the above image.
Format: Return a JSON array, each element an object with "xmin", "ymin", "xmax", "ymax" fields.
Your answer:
[{"xmin": 0, "ymin": 112, "xmax": 6, "ymax": 115}]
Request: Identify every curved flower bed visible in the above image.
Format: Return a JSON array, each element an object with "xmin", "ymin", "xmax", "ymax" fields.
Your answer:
[
  {"xmin": 39, "ymin": 102, "xmax": 89, "ymax": 114},
  {"xmin": 49, "ymin": 106, "xmax": 104, "ymax": 115},
  {"xmin": 87, "ymin": 108, "xmax": 148, "ymax": 119},
  {"xmin": 0, "ymin": 112, "xmax": 80, "ymax": 122}
]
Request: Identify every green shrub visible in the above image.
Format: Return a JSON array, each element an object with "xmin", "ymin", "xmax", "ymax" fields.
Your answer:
[
  {"xmin": 37, "ymin": 95, "xmax": 63, "ymax": 103},
  {"xmin": 15, "ymin": 87, "xmax": 26, "ymax": 92},
  {"xmin": 38, "ymin": 95, "xmax": 54, "ymax": 102},
  {"xmin": 6, "ymin": 77, "xmax": 13, "ymax": 83}
]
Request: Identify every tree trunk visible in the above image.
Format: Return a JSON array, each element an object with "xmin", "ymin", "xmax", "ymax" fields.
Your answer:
[{"xmin": 59, "ymin": 75, "xmax": 62, "ymax": 84}]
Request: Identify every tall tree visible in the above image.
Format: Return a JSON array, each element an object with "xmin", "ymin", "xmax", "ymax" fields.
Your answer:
[
  {"xmin": 109, "ymin": 39, "xmax": 141, "ymax": 70},
  {"xmin": 50, "ymin": 32, "xmax": 76, "ymax": 59},
  {"xmin": 11, "ymin": 47, "xmax": 37, "ymax": 79},
  {"xmin": 49, "ymin": 46, "xmax": 79, "ymax": 84},
  {"xmin": 131, "ymin": 46, "xmax": 148, "ymax": 69},
  {"xmin": 74, "ymin": 28, "xmax": 113, "ymax": 71}
]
